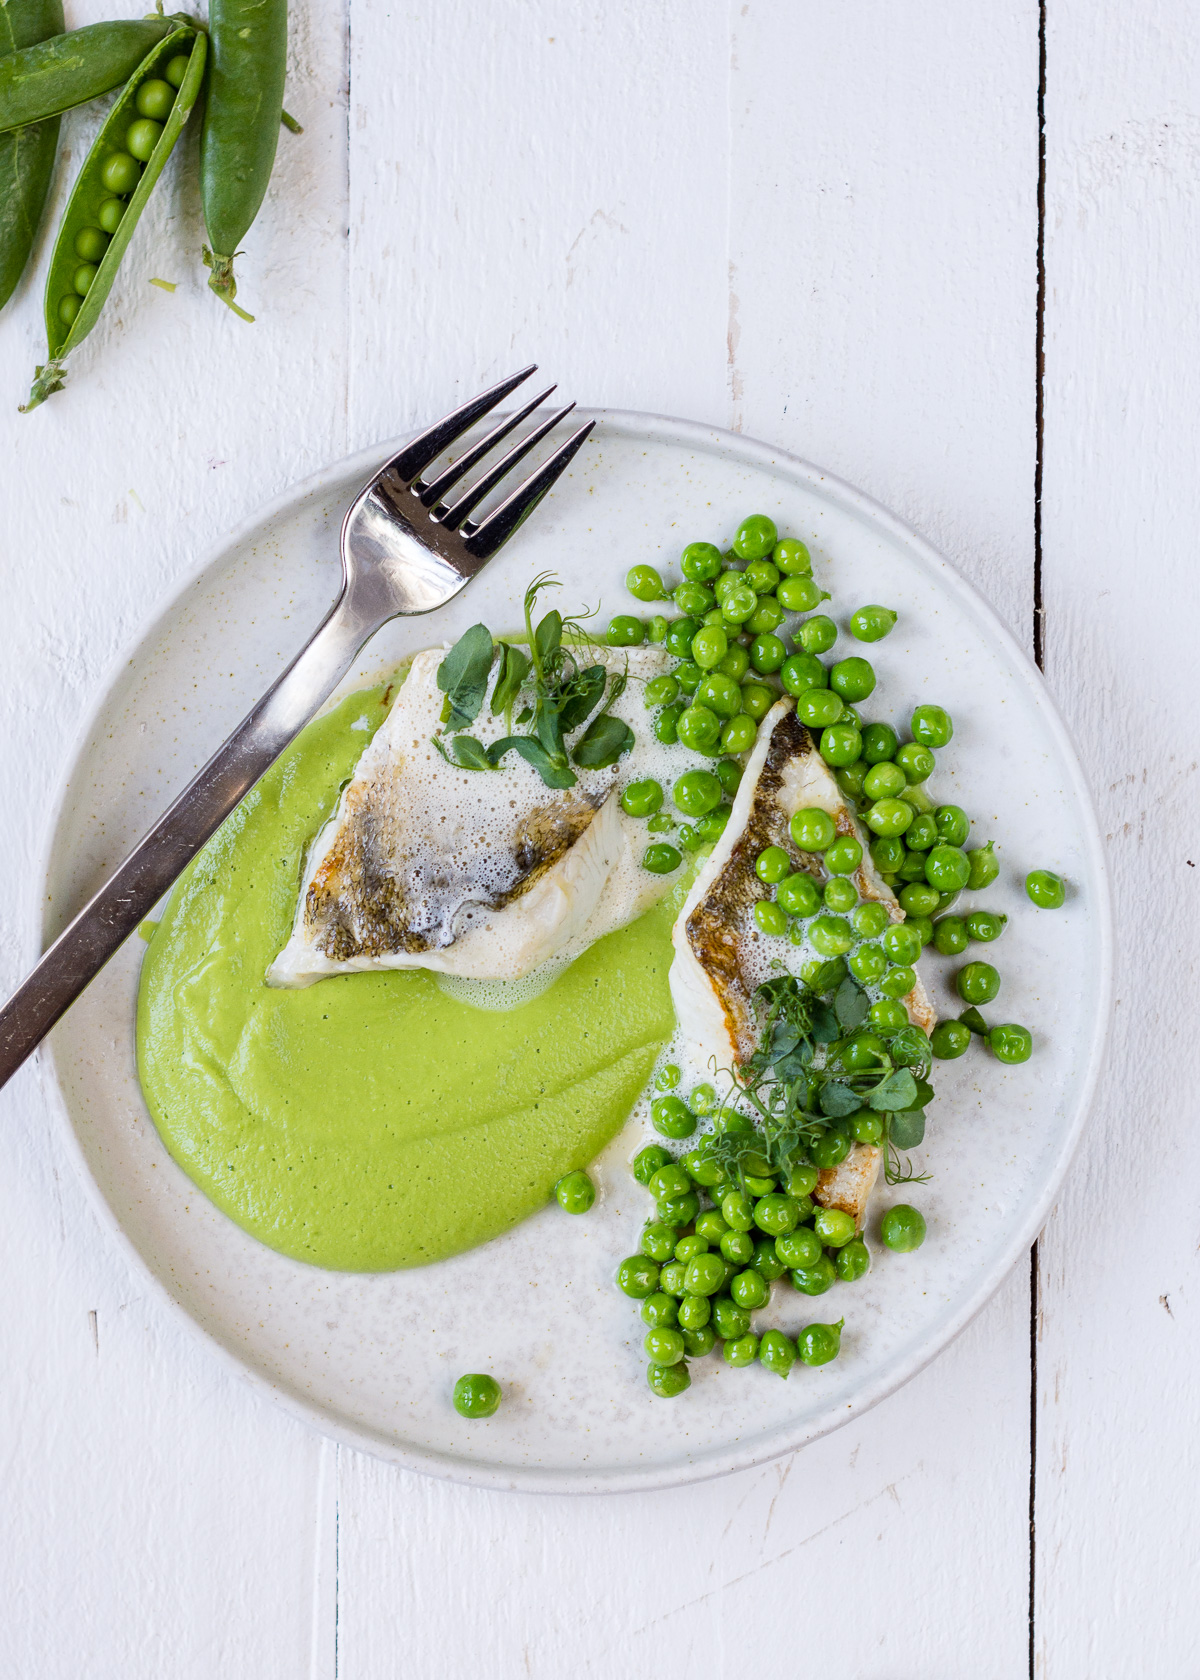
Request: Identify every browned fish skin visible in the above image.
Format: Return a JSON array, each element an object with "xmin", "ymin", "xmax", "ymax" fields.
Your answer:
[
  {"xmin": 305, "ymin": 782, "xmax": 610, "ymax": 962},
  {"xmin": 683, "ymin": 711, "xmax": 826, "ymax": 1063}
]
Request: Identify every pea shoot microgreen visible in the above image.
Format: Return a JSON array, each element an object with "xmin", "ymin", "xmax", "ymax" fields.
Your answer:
[{"xmin": 431, "ymin": 574, "xmax": 634, "ymax": 787}]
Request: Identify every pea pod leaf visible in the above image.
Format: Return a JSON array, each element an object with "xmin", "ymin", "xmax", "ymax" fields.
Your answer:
[
  {"xmin": 558, "ymin": 664, "xmax": 606, "ymax": 733},
  {"xmin": 834, "ymin": 977, "xmax": 869, "ymax": 1034},
  {"xmin": 572, "ymin": 713, "xmax": 634, "ymax": 769},
  {"xmin": 488, "ymin": 734, "xmax": 577, "ymax": 789},
  {"xmin": 889, "ymin": 1108, "xmax": 926, "ymax": 1149},
  {"xmin": 437, "ymin": 624, "xmax": 494, "ymax": 731},
  {"xmin": 959, "ymin": 1006, "xmax": 990, "ymax": 1037},
  {"xmin": 866, "ymin": 1067, "xmax": 919, "ymax": 1112}
]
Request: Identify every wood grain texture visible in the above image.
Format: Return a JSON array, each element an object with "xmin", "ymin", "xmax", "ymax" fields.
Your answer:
[{"xmin": 1036, "ymin": 1, "xmax": 1200, "ymax": 1672}]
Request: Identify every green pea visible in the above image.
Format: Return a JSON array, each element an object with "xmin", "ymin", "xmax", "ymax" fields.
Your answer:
[
  {"xmin": 647, "ymin": 614, "xmax": 669, "ymax": 644},
  {"xmin": 697, "ymin": 671, "xmax": 744, "ymax": 719},
  {"xmin": 779, "ymin": 651, "xmax": 828, "ymax": 696},
  {"xmin": 904, "ymin": 812, "xmax": 938, "ymax": 851},
  {"xmin": 606, "ymin": 614, "xmax": 645, "ymax": 646},
  {"xmin": 957, "ymin": 961, "xmax": 1000, "ymax": 1004},
  {"xmin": 836, "ymin": 1240, "xmax": 870, "ymax": 1282},
  {"xmin": 821, "ymin": 835, "xmax": 861, "ymax": 877},
  {"xmin": 879, "ymin": 963, "xmax": 917, "ymax": 999},
  {"xmin": 674, "ymin": 1235, "xmax": 709, "ymax": 1265},
  {"xmin": 73, "ymin": 226, "xmax": 110, "ymax": 265},
  {"xmin": 135, "ymin": 78, "xmax": 177, "ymax": 123},
  {"xmin": 97, "ymin": 196, "xmax": 127, "ymax": 235},
  {"xmin": 797, "ymin": 1319, "xmax": 844, "ymax": 1366},
  {"xmin": 124, "ymin": 117, "xmax": 162, "ymax": 162},
  {"xmin": 866, "ymin": 798, "xmax": 914, "ymax": 838},
  {"xmin": 758, "ymin": 1329, "xmax": 796, "ymax": 1379},
  {"xmin": 452, "ymin": 1373, "xmax": 501, "ymax": 1417},
  {"xmin": 695, "ymin": 1209, "xmax": 729, "ymax": 1243},
  {"xmin": 771, "ymin": 873, "xmax": 814, "ymax": 919},
  {"xmin": 774, "ymin": 538, "xmax": 812, "ymax": 574},
  {"xmin": 100, "ymin": 151, "xmax": 141, "ymax": 196},
  {"xmin": 72, "ymin": 262, "xmax": 98, "ymax": 296},
  {"xmin": 890, "ymin": 743, "xmax": 932, "ymax": 785},
  {"xmin": 848, "ymin": 905, "xmax": 886, "ymax": 944},
  {"xmin": 797, "ymin": 614, "xmax": 837, "ymax": 655},
  {"xmin": 966, "ymin": 841, "xmax": 999, "ymax": 890},
  {"xmin": 830, "ymin": 656, "xmax": 876, "ymax": 702},
  {"xmin": 720, "ymin": 1229, "xmax": 754, "ymax": 1266},
  {"xmin": 819, "ymin": 723, "xmax": 862, "ymax": 768},
  {"xmin": 643, "ymin": 677, "xmax": 679, "ymax": 715},
  {"xmin": 752, "ymin": 1193, "xmax": 799, "ymax": 1237},
  {"xmin": 647, "ymin": 1360, "xmax": 691, "ymax": 1397},
  {"xmin": 694, "ymin": 807, "xmax": 729, "ymax": 846},
  {"xmin": 720, "ymin": 1190, "xmax": 755, "ymax": 1233},
  {"xmin": 677, "ymin": 1293, "xmax": 712, "ymax": 1331},
  {"xmin": 775, "ymin": 1227, "xmax": 821, "ymax": 1269},
  {"xmin": 796, "ymin": 688, "xmax": 844, "ymax": 730},
  {"xmin": 712, "ymin": 1296, "xmax": 752, "ymax": 1340},
  {"xmin": 719, "ymin": 714, "xmax": 756, "ymax": 754},
  {"xmin": 880, "ymin": 923, "xmax": 921, "ymax": 966},
  {"xmin": 836, "ymin": 763, "xmax": 868, "ymax": 801},
  {"xmin": 1026, "ymin": 868, "xmax": 1066, "ymax": 908},
  {"xmin": 858, "ymin": 722, "xmax": 897, "ymax": 765},
  {"xmin": 730, "ymin": 1267, "xmax": 769, "ymax": 1310},
  {"xmin": 648, "ymin": 1162, "xmax": 691, "ymax": 1200},
  {"xmin": 664, "ymin": 616, "xmax": 700, "ymax": 659},
  {"xmin": 863, "ymin": 762, "xmax": 906, "ymax": 802},
  {"xmin": 733, "ymin": 514, "xmax": 778, "ymax": 559},
  {"xmin": 989, "ymin": 1022, "xmax": 1033, "ymax": 1063},
  {"xmin": 719, "ymin": 580, "xmax": 757, "ymax": 623},
  {"xmin": 909, "ymin": 913, "xmax": 934, "ymax": 947},
  {"xmin": 680, "ymin": 1325, "xmax": 715, "ymax": 1359},
  {"xmin": 621, "ymin": 778, "xmax": 663, "ymax": 818},
  {"xmin": 851, "ymin": 1111, "xmax": 884, "ymax": 1143},
  {"xmin": 646, "ymin": 812, "xmax": 673, "ymax": 834},
  {"xmin": 742, "ymin": 558, "xmax": 779, "ymax": 594},
  {"xmin": 931, "ymin": 805, "xmax": 968, "ymax": 847},
  {"xmin": 674, "ymin": 581, "xmax": 714, "ymax": 618},
  {"xmin": 751, "ymin": 846, "xmax": 788, "ymax": 885},
  {"xmin": 789, "ymin": 808, "xmax": 834, "ymax": 852},
  {"xmin": 848, "ymin": 943, "xmax": 887, "ymax": 985},
  {"xmin": 58, "ymin": 294, "xmax": 82, "ymax": 326},
  {"xmin": 739, "ymin": 682, "xmax": 775, "ymax": 721},
  {"xmin": 967, "ymin": 909, "xmax": 1007, "ymax": 942},
  {"xmin": 640, "ymin": 1223, "xmax": 677, "ymax": 1262},
  {"xmin": 812, "ymin": 1207, "xmax": 855, "ymax": 1249},
  {"xmin": 881, "ymin": 1204, "xmax": 926, "ymax": 1252},
  {"xmin": 800, "ymin": 954, "xmax": 847, "ymax": 987},
  {"xmin": 718, "ymin": 644, "xmax": 750, "ymax": 682},
  {"xmin": 838, "ymin": 1030, "xmax": 887, "ymax": 1072},
  {"xmin": 689, "ymin": 624, "xmax": 727, "ymax": 671},
  {"xmin": 810, "ymin": 1126, "xmax": 852, "ymax": 1170},
  {"xmin": 868, "ymin": 998, "xmax": 909, "ymax": 1034},
  {"xmin": 810, "ymin": 914, "xmax": 853, "ymax": 956},
  {"xmin": 676, "ymin": 703, "xmax": 722, "ymax": 753},
  {"xmin": 714, "ymin": 757, "xmax": 743, "ymax": 796},
  {"xmin": 745, "ymin": 899, "xmax": 782, "ymax": 938},
  {"xmin": 658, "ymin": 1191, "xmax": 700, "ymax": 1227},
  {"xmin": 675, "ymin": 661, "xmax": 703, "ymax": 694},
  {"xmin": 721, "ymin": 1332, "xmax": 759, "ymax": 1368},
  {"xmin": 790, "ymin": 1255, "xmax": 837, "ymax": 1295},
  {"xmin": 165, "ymin": 52, "xmax": 190, "ymax": 88},
  {"xmin": 870, "ymin": 834, "xmax": 906, "ymax": 872},
  {"xmin": 616, "ymin": 1255, "xmax": 660, "ymax": 1298},
  {"xmin": 933, "ymin": 915, "xmax": 969, "ymax": 956},
  {"xmin": 931, "ymin": 1019, "xmax": 971, "ymax": 1059},
  {"xmin": 752, "ymin": 1238, "xmax": 787, "ymax": 1282},
  {"xmin": 658, "ymin": 1261, "xmax": 687, "ymax": 1296},
  {"xmin": 746, "ymin": 632, "xmax": 784, "ymax": 674},
  {"xmin": 911, "ymin": 704, "xmax": 953, "ymax": 748},
  {"xmin": 641, "ymin": 1290, "xmax": 679, "ymax": 1328},
  {"xmin": 645, "ymin": 1326, "xmax": 686, "ymax": 1365},
  {"xmin": 744, "ymin": 601, "xmax": 782, "ymax": 642},
  {"xmin": 823, "ymin": 877, "xmax": 857, "ymax": 914},
  {"xmin": 849, "ymin": 604, "xmax": 897, "ymax": 642},
  {"xmin": 671, "ymin": 769, "xmax": 720, "ymax": 818},
  {"xmin": 897, "ymin": 882, "xmax": 939, "ymax": 918},
  {"xmin": 922, "ymin": 844, "xmax": 969, "ymax": 893},
  {"xmin": 554, "ymin": 1169, "xmax": 595, "ymax": 1214},
  {"xmin": 680, "ymin": 540, "xmax": 723, "ymax": 581},
  {"xmin": 642, "ymin": 842, "xmax": 682, "ymax": 876},
  {"xmin": 651, "ymin": 1094, "xmax": 697, "ymax": 1139},
  {"xmin": 635, "ymin": 1136, "xmax": 673, "ymax": 1177}
]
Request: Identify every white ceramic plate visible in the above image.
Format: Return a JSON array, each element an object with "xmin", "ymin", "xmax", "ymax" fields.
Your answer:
[{"xmin": 38, "ymin": 412, "xmax": 1111, "ymax": 1492}]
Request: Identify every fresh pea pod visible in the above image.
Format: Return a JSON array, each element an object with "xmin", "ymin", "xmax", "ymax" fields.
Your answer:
[
  {"xmin": 22, "ymin": 26, "xmax": 205, "ymax": 410},
  {"xmin": 0, "ymin": 16, "xmax": 186, "ymax": 131},
  {"xmin": 0, "ymin": 0, "xmax": 64, "ymax": 312},
  {"xmin": 200, "ymin": 0, "xmax": 287, "ymax": 317}
]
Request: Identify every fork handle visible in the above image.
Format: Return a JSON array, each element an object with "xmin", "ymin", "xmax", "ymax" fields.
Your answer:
[{"xmin": 0, "ymin": 590, "xmax": 373, "ymax": 1092}]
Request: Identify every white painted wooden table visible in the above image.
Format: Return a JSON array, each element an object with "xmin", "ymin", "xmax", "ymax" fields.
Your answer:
[{"xmin": 0, "ymin": 2, "xmax": 1190, "ymax": 1673}]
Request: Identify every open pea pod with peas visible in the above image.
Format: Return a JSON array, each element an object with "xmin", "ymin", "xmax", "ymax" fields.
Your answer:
[
  {"xmin": 22, "ymin": 23, "xmax": 206, "ymax": 411},
  {"xmin": 0, "ymin": 0, "xmax": 65, "ymax": 314}
]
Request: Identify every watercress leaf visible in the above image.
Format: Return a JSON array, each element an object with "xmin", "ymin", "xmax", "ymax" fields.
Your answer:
[
  {"xmin": 867, "ymin": 1067, "xmax": 919, "ymax": 1112},
  {"xmin": 810, "ymin": 1003, "xmax": 841, "ymax": 1043},
  {"xmin": 572, "ymin": 714, "xmax": 634, "ymax": 768},
  {"xmin": 488, "ymin": 734, "xmax": 577, "ymax": 789},
  {"xmin": 889, "ymin": 1108, "xmax": 926, "ymax": 1149},
  {"xmin": 534, "ymin": 609, "xmax": 563, "ymax": 671},
  {"xmin": 834, "ymin": 976, "xmax": 869, "ymax": 1034},
  {"xmin": 958, "ymin": 1006, "xmax": 989, "ymax": 1037},
  {"xmin": 490, "ymin": 643, "xmax": 531, "ymax": 716},
  {"xmin": 818, "ymin": 1080, "xmax": 861, "ymax": 1118},
  {"xmin": 437, "ymin": 624, "xmax": 494, "ymax": 730},
  {"xmin": 558, "ymin": 664, "xmax": 606, "ymax": 733}
]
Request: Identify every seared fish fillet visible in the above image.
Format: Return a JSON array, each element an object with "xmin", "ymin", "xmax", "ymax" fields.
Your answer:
[
  {"xmin": 669, "ymin": 696, "xmax": 937, "ymax": 1228},
  {"xmin": 268, "ymin": 644, "xmax": 671, "ymax": 987}
]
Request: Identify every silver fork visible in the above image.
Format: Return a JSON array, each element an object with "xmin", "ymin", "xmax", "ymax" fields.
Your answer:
[{"xmin": 0, "ymin": 367, "xmax": 593, "ymax": 1090}]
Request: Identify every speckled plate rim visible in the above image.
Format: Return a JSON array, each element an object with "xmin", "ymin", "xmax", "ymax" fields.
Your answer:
[{"xmin": 31, "ymin": 409, "xmax": 1114, "ymax": 1494}]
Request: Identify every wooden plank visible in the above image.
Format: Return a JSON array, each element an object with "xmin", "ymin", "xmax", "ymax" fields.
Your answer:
[
  {"xmin": 337, "ymin": 6, "xmax": 1040, "ymax": 1677},
  {"xmin": 1035, "ymin": 0, "xmax": 1200, "ymax": 1669},
  {"xmin": 0, "ymin": 2, "xmax": 350, "ymax": 1672}
]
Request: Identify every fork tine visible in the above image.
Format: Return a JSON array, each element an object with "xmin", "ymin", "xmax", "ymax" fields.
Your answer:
[
  {"xmin": 438, "ymin": 402, "xmax": 577, "ymax": 532},
  {"xmin": 386, "ymin": 365, "xmax": 538, "ymax": 484},
  {"xmin": 461, "ymin": 418, "xmax": 596, "ymax": 562},
  {"xmin": 413, "ymin": 383, "xmax": 557, "ymax": 509}
]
